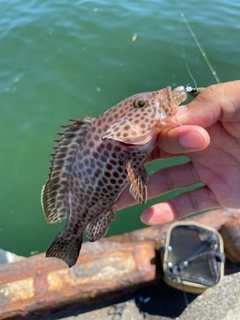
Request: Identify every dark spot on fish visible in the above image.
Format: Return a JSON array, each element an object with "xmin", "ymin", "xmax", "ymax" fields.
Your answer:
[
  {"xmin": 117, "ymin": 167, "xmax": 123, "ymax": 173},
  {"xmin": 94, "ymin": 135, "xmax": 100, "ymax": 141},
  {"xmin": 110, "ymin": 159, "xmax": 117, "ymax": 166},
  {"xmin": 90, "ymin": 162, "xmax": 96, "ymax": 169},
  {"xmin": 86, "ymin": 189, "xmax": 93, "ymax": 196},
  {"xmin": 95, "ymin": 186, "xmax": 101, "ymax": 192},
  {"xmin": 78, "ymin": 162, "xmax": 84, "ymax": 170},
  {"xmin": 103, "ymin": 150, "xmax": 109, "ymax": 157},
  {"xmin": 106, "ymin": 142, "xmax": 113, "ymax": 151},
  {"xmin": 102, "ymin": 176, "xmax": 108, "ymax": 184},
  {"xmin": 74, "ymin": 187, "xmax": 78, "ymax": 194},
  {"xmin": 93, "ymin": 151, "xmax": 99, "ymax": 159},
  {"xmin": 85, "ymin": 195, "xmax": 90, "ymax": 202},
  {"xmin": 86, "ymin": 168, "xmax": 92, "ymax": 175},
  {"xmin": 83, "ymin": 149, "xmax": 90, "ymax": 156},
  {"xmin": 103, "ymin": 124, "xmax": 108, "ymax": 131},
  {"xmin": 105, "ymin": 171, "xmax": 111, "ymax": 178},
  {"xmin": 100, "ymin": 155, "xmax": 107, "ymax": 162},
  {"xmin": 113, "ymin": 171, "xmax": 119, "ymax": 178},
  {"xmin": 106, "ymin": 164, "xmax": 113, "ymax": 171},
  {"xmin": 88, "ymin": 141, "xmax": 94, "ymax": 148},
  {"xmin": 84, "ymin": 159, "xmax": 89, "ymax": 166},
  {"xmin": 94, "ymin": 168, "xmax": 102, "ymax": 177}
]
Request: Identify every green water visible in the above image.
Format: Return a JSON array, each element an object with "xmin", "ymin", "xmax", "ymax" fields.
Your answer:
[{"xmin": 1, "ymin": 0, "xmax": 240, "ymax": 257}]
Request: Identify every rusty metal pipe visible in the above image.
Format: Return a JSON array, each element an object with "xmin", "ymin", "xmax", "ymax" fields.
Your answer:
[{"xmin": 0, "ymin": 241, "xmax": 156, "ymax": 320}]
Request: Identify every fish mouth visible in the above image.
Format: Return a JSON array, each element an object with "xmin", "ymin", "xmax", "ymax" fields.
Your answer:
[
  {"xmin": 172, "ymin": 86, "xmax": 188, "ymax": 105},
  {"xmin": 157, "ymin": 107, "xmax": 169, "ymax": 119},
  {"xmin": 156, "ymin": 86, "xmax": 187, "ymax": 120}
]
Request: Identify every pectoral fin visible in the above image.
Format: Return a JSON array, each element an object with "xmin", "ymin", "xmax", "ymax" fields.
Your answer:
[
  {"xmin": 86, "ymin": 207, "xmax": 116, "ymax": 242},
  {"xmin": 126, "ymin": 162, "xmax": 148, "ymax": 205}
]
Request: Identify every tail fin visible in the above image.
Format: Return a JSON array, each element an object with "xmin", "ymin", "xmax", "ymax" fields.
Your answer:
[{"xmin": 46, "ymin": 229, "xmax": 82, "ymax": 268}]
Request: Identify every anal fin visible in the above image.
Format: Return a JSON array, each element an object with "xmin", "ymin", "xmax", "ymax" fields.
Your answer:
[
  {"xmin": 126, "ymin": 162, "xmax": 148, "ymax": 205},
  {"xmin": 86, "ymin": 207, "xmax": 116, "ymax": 242}
]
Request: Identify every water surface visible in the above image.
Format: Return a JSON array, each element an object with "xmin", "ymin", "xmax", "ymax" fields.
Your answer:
[{"xmin": 0, "ymin": 0, "xmax": 239, "ymax": 256}]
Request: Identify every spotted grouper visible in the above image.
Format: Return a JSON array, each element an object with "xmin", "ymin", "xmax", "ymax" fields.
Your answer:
[{"xmin": 41, "ymin": 86, "xmax": 187, "ymax": 267}]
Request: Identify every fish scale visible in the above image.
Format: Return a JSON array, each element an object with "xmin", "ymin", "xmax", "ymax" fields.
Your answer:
[{"xmin": 41, "ymin": 86, "xmax": 187, "ymax": 267}]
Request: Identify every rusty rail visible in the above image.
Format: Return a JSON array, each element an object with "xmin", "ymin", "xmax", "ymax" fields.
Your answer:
[{"xmin": 0, "ymin": 208, "xmax": 239, "ymax": 319}]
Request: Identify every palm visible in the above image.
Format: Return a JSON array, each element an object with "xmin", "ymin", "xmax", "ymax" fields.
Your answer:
[{"xmin": 188, "ymin": 121, "xmax": 240, "ymax": 209}]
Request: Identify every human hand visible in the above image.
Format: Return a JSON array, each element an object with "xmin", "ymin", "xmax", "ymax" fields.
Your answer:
[{"xmin": 116, "ymin": 80, "xmax": 240, "ymax": 225}]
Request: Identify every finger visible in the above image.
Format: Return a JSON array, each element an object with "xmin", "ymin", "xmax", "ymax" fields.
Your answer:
[
  {"xmin": 156, "ymin": 125, "xmax": 210, "ymax": 155},
  {"xmin": 177, "ymin": 81, "xmax": 240, "ymax": 127},
  {"xmin": 140, "ymin": 186, "xmax": 220, "ymax": 225},
  {"xmin": 116, "ymin": 161, "xmax": 200, "ymax": 211},
  {"xmin": 147, "ymin": 161, "xmax": 199, "ymax": 199}
]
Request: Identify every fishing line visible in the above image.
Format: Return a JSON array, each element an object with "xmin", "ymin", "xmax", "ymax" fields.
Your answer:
[
  {"xmin": 180, "ymin": 18, "xmax": 198, "ymax": 88},
  {"xmin": 181, "ymin": 13, "xmax": 221, "ymax": 84}
]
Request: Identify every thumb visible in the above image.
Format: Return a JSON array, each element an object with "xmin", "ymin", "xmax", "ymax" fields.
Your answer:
[{"xmin": 157, "ymin": 125, "xmax": 210, "ymax": 154}]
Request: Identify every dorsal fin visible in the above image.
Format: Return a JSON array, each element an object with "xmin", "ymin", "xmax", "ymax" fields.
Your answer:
[{"xmin": 41, "ymin": 117, "xmax": 93, "ymax": 224}]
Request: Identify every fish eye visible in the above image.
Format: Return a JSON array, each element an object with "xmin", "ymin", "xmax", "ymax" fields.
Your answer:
[{"xmin": 134, "ymin": 98, "xmax": 147, "ymax": 108}]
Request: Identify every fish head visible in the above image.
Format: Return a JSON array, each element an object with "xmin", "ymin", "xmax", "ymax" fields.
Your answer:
[{"xmin": 103, "ymin": 86, "xmax": 187, "ymax": 145}]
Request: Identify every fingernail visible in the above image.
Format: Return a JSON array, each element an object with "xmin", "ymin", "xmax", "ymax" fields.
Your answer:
[{"xmin": 179, "ymin": 131, "xmax": 205, "ymax": 149}]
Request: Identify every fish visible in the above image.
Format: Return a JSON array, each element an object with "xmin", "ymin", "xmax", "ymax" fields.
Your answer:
[{"xmin": 41, "ymin": 86, "xmax": 187, "ymax": 267}]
